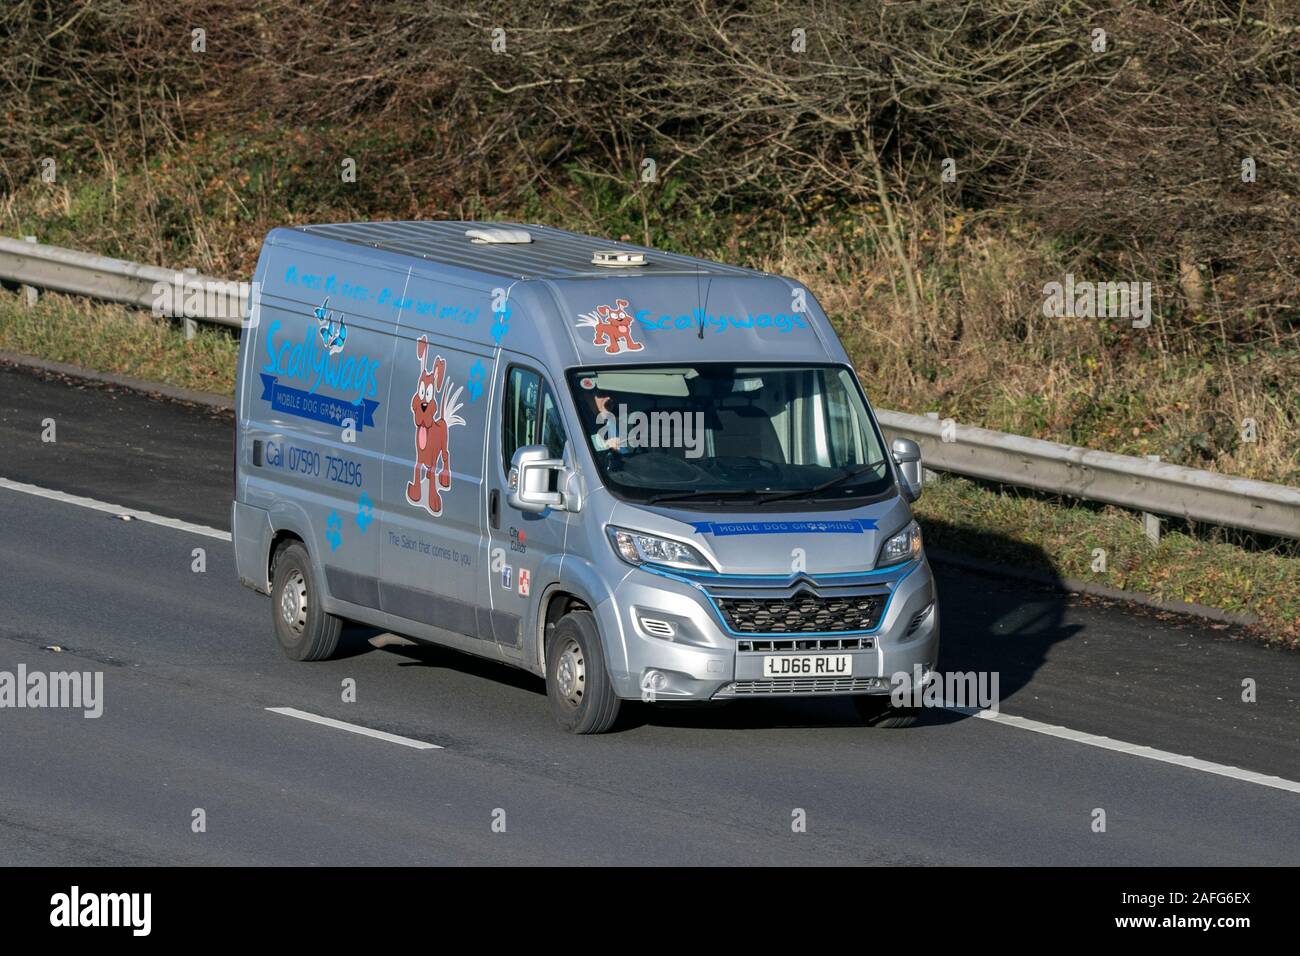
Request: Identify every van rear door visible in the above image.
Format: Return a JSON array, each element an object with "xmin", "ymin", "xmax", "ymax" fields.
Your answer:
[{"xmin": 238, "ymin": 243, "xmax": 391, "ymax": 607}]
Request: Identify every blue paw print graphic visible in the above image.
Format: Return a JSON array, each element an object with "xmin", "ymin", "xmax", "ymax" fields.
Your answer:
[
  {"xmin": 467, "ymin": 360, "xmax": 485, "ymax": 402},
  {"xmin": 325, "ymin": 510, "xmax": 343, "ymax": 551},
  {"xmin": 314, "ymin": 298, "xmax": 347, "ymax": 355},
  {"xmin": 355, "ymin": 492, "xmax": 373, "ymax": 534},
  {"xmin": 489, "ymin": 301, "xmax": 512, "ymax": 345}
]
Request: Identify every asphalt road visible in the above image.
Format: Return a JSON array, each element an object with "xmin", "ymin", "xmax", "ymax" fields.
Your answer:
[{"xmin": 1, "ymin": 361, "xmax": 1298, "ymax": 864}]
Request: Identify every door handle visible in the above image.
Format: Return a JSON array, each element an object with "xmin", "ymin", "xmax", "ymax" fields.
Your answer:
[{"xmin": 489, "ymin": 489, "xmax": 500, "ymax": 529}]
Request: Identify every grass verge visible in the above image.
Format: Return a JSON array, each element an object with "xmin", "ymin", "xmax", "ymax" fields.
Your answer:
[{"xmin": 0, "ymin": 290, "xmax": 238, "ymax": 396}]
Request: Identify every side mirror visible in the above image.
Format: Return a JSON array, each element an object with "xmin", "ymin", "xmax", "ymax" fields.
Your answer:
[
  {"xmin": 891, "ymin": 437, "xmax": 923, "ymax": 502},
  {"xmin": 508, "ymin": 445, "xmax": 572, "ymax": 513}
]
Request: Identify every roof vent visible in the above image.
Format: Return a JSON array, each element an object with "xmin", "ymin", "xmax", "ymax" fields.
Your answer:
[
  {"xmin": 465, "ymin": 227, "xmax": 532, "ymax": 244},
  {"xmin": 592, "ymin": 250, "xmax": 646, "ymax": 267}
]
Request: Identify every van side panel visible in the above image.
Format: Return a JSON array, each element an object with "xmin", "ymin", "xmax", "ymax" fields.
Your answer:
[{"xmin": 377, "ymin": 275, "xmax": 500, "ymax": 648}]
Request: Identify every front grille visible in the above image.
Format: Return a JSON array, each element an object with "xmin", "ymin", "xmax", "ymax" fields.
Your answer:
[
  {"xmin": 736, "ymin": 636, "xmax": 874, "ymax": 653},
  {"xmin": 714, "ymin": 591, "xmax": 885, "ymax": 634},
  {"xmin": 716, "ymin": 676, "xmax": 889, "ymax": 697}
]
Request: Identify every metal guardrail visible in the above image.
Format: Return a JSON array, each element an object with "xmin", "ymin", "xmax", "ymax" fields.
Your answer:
[
  {"xmin": 0, "ymin": 236, "xmax": 245, "ymax": 329},
  {"xmin": 876, "ymin": 411, "xmax": 1300, "ymax": 539},
  {"xmin": 2, "ymin": 237, "xmax": 1297, "ymax": 539}
]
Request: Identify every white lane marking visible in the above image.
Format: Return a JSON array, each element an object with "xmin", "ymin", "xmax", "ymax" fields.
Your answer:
[
  {"xmin": 267, "ymin": 707, "xmax": 442, "ymax": 750},
  {"xmin": 2, "ymin": 476, "xmax": 1293, "ymax": 788},
  {"xmin": 0, "ymin": 476, "xmax": 230, "ymax": 541},
  {"xmin": 950, "ymin": 704, "xmax": 1300, "ymax": 795}
]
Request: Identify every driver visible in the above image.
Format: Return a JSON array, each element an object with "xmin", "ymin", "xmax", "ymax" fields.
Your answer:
[{"xmin": 589, "ymin": 392, "xmax": 629, "ymax": 455}]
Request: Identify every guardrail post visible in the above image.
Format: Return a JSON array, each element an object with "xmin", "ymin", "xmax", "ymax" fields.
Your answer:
[
  {"xmin": 21, "ymin": 236, "xmax": 38, "ymax": 307},
  {"xmin": 1143, "ymin": 455, "xmax": 1162, "ymax": 544},
  {"xmin": 179, "ymin": 267, "xmax": 198, "ymax": 343},
  {"xmin": 181, "ymin": 267, "xmax": 197, "ymax": 341},
  {"xmin": 922, "ymin": 411, "xmax": 941, "ymax": 483}
]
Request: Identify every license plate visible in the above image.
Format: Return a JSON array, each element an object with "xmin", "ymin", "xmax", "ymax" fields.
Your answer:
[{"xmin": 762, "ymin": 654, "xmax": 853, "ymax": 678}]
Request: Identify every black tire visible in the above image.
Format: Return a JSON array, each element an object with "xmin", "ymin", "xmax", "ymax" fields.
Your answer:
[
  {"xmin": 270, "ymin": 541, "xmax": 342, "ymax": 662},
  {"xmin": 852, "ymin": 694, "xmax": 920, "ymax": 728},
  {"xmin": 546, "ymin": 610, "xmax": 621, "ymax": 734}
]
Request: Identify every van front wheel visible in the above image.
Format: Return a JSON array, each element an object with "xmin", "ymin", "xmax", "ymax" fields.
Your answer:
[
  {"xmin": 546, "ymin": 611, "xmax": 621, "ymax": 734},
  {"xmin": 852, "ymin": 694, "xmax": 920, "ymax": 728},
  {"xmin": 271, "ymin": 541, "xmax": 342, "ymax": 662}
]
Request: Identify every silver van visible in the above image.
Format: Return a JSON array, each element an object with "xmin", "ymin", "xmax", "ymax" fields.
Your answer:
[{"xmin": 232, "ymin": 222, "xmax": 939, "ymax": 733}]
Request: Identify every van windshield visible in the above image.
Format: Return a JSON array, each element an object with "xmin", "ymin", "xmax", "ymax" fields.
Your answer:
[{"xmin": 566, "ymin": 364, "xmax": 895, "ymax": 508}]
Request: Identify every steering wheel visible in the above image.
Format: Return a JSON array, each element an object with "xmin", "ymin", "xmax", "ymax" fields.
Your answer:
[
  {"xmin": 716, "ymin": 456, "xmax": 781, "ymax": 481},
  {"xmin": 623, "ymin": 452, "xmax": 701, "ymax": 482}
]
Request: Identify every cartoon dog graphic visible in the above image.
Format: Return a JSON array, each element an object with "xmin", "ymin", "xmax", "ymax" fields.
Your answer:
[
  {"xmin": 406, "ymin": 335, "xmax": 466, "ymax": 517},
  {"xmin": 577, "ymin": 298, "xmax": 643, "ymax": 354}
]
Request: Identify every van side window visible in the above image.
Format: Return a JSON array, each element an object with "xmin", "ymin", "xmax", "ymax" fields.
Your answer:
[{"xmin": 503, "ymin": 366, "xmax": 567, "ymax": 473}]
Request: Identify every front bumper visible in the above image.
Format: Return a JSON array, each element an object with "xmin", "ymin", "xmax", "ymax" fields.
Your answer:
[{"xmin": 601, "ymin": 557, "xmax": 940, "ymax": 701}]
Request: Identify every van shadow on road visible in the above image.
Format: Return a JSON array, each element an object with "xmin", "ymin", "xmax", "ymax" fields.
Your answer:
[{"xmin": 329, "ymin": 525, "xmax": 1080, "ymax": 734}]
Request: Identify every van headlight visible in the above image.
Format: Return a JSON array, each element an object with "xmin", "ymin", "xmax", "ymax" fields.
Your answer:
[
  {"xmin": 607, "ymin": 526, "xmax": 714, "ymax": 572},
  {"xmin": 877, "ymin": 521, "xmax": 923, "ymax": 568}
]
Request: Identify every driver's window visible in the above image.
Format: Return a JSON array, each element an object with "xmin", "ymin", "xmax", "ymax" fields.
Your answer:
[
  {"xmin": 540, "ymin": 388, "xmax": 566, "ymax": 459},
  {"xmin": 502, "ymin": 365, "xmax": 566, "ymax": 474}
]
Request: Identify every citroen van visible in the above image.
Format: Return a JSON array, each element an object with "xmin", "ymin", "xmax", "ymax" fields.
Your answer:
[{"xmin": 232, "ymin": 222, "xmax": 939, "ymax": 733}]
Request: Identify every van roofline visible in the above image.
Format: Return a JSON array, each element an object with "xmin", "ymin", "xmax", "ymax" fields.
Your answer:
[
  {"xmin": 283, "ymin": 220, "xmax": 766, "ymax": 283},
  {"xmin": 256, "ymin": 222, "xmax": 841, "ymax": 370}
]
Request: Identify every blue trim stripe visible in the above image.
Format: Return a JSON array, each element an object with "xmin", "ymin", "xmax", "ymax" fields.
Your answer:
[{"xmin": 690, "ymin": 518, "xmax": 877, "ymax": 536}]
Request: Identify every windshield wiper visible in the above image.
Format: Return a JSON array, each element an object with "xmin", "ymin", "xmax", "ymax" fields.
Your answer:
[
  {"xmin": 755, "ymin": 459, "xmax": 888, "ymax": 505},
  {"xmin": 644, "ymin": 488, "xmax": 770, "ymax": 505}
]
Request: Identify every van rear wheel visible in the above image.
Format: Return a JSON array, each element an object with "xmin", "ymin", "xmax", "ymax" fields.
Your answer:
[
  {"xmin": 546, "ymin": 611, "xmax": 621, "ymax": 734},
  {"xmin": 271, "ymin": 541, "xmax": 342, "ymax": 662}
]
